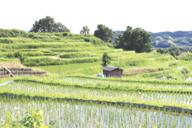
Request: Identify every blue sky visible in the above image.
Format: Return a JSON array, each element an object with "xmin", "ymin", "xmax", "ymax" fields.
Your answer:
[{"xmin": 0, "ymin": 0, "xmax": 192, "ymax": 33}]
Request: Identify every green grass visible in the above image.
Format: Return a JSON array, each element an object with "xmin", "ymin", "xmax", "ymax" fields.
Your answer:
[
  {"xmin": 39, "ymin": 62, "xmax": 101, "ymax": 76},
  {"xmin": 0, "ymin": 34, "xmax": 190, "ymax": 81},
  {"xmin": 0, "ymin": 31, "xmax": 192, "ymax": 127}
]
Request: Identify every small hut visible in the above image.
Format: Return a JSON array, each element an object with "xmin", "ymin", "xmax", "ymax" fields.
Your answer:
[{"xmin": 103, "ymin": 66, "xmax": 123, "ymax": 77}]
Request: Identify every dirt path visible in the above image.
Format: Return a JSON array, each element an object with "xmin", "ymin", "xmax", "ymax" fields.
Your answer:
[{"xmin": 0, "ymin": 80, "xmax": 14, "ymax": 87}]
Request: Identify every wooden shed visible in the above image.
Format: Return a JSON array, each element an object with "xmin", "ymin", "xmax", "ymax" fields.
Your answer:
[{"xmin": 103, "ymin": 66, "xmax": 123, "ymax": 77}]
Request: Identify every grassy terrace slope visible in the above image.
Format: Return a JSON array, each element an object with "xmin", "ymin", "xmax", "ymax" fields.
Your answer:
[
  {"xmin": 0, "ymin": 31, "xmax": 192, "ymax": 115},
  {"xmin": 0, "ymin": 32, "xmax": 192, "ymax": 81}
]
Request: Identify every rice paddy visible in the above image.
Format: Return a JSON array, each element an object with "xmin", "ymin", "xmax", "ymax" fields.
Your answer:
[{"xmin": 0, "ymin": 32, "xmax": 192, "ymax": 127}]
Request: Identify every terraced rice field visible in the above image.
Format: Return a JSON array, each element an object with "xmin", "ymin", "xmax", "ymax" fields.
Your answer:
[
  {"xmin": 0, "ymin": 81, "xmax": 191, "ymax": 107},
  {"xmin": 0, "ymin": 96, "xmax": 192, "ymax": 128},
  {"xmin": 0, "ymin": 32, "xmax": 192, "ymax": 127}
]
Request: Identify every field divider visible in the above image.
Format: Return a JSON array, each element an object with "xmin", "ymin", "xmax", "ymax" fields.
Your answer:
[
  {"xmin": 68, "ymin": 76, "xmax": 192, "ymax": 86},
  {"xmin": 0, "ymin": 92, "xmax": 192, "ymax": 115},
  {"xmin": 0, "ymin": 80, "xmax": 14, "ymax": 86},
  {"xmin": 14, "ymin": 79, "xmax": 192, "ymax": 94}
]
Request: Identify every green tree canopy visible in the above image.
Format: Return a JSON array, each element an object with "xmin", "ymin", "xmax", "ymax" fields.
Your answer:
[
  {"xmin": 94, "ymin": 24, "xmax": 112, "ymax": 42},
  {"xmin": 102, "ymin": 52, "xmax": 111, "ymax": 67},
  {"xmin": 30, "ymin": 16, "xmax": 70, "ymax": 32},
  {"xmin": 80, "ymin": 26, "xmax": 90, "ymax": 35},
  {"xmin": 116, "ymin": 26, "xmax": 152, "ymax": 52}
]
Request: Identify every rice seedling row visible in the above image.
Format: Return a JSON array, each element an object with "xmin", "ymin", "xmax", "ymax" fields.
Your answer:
[
  {"xmin": 1, "ymin": 81, "xmax": 192, "ymax": 110},
  {"xmin": 0, "ymin": 96, "xmax": 192, "ymax": 128}
]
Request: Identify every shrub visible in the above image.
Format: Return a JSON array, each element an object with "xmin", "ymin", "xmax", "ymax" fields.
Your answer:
[
  {"xmin": 62, "ymin": 32, "xmax": 72, "ymax": 37},
  {"xmin": 3, "ymin": 110, "xmax": 48, "ymax": 128},
  {"xmin": 6, "ymin": 53, "xmax": 14, "ymax": 58},
  {"xmin": 177, "ymin": 52, "xmax": 192, "ymax": 60},
  {"xmin": 83, "ymin": 36, "xmax": 104, "ymax": 45},
  {"xmin": 6, "ymin": 51, "xmax": 24, "ymax": 59},
  {"xmin": 0, "ymin": 29, "xmax": 27, "ymax": 37},
  {"xmin": 28, "ymin": 33, "xmax": 43, "ymax": 39},
  {"xmin": 181, "ymin": 68, "xmax": 189, "ymax": 75},
  {"xmin": 21, "ymin": 110, "xmax": 45, "ymax": 128},
  {"xmin": 0, "ymin": 38, "xmax": 13, "ymax": 44},
  {"xmin": 102, "ymin": 52, "xmax": 111, "ymax": 67},
  {"xmin": 84, "ymin": 37, "xmax": 91, "ymax": 42}
]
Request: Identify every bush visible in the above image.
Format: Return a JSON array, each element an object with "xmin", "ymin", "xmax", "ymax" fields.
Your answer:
[
  {"xmin": 6, "ymin": 51, "xmax": 26, "ymax": 63},
  {"xmin": 181, "ymin": 68, "xmax": 189, "ymax": 75},
  {"xmin": 84, "ymin": 37, "xmax": 91, "ymax": 42},
  {"xmin": 3, "ymin": 110, "xmax": 48, "ymax": 128},
  {"xmin": 102, "ymin": 52, "xmax": 111, "ymax": 67},
  {"xmin": 6, "ymin": 53, "xmax": 14, "ymax": 58},
  {"xmin": 177, "ymin": 52, "xmax": 192, "ymax": 60},
  {"xmin": 21, "ymin": 110, "xmax": 45, "ymax": 128},
  {"xmin": 62, "ymin": 32, "xmax": 72, "ymax": 37},
  {"xmin": 0, "ymin": 38, "xmax": 13, "ymax": 44},
  {"xmin": 83, "ymin": 36, "xmax": 104, "ymax": 45},
  {"xmin": 6, "ymin": 51, "xmax": 24, "ymax": 59},
  {"xmin": 0, "ymin": 29, "xmax": 27, "ymax": 37},
  {"xmin": 28, "ymin": 33, "xmax": 43, "ymax": 39}
]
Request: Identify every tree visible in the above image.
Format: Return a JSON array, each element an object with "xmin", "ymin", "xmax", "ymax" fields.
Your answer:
[
  {"xmin": 53, "ymin": 22, "xmax": 70, "ymax": 32},
  {"xmin": 80, "ymin": 26, "xmax": 90, "ymax": 35},
  {"xmin": 30, "ymin": 16, "xmax": 70, "ymax": 32},
  {"xmin": 94, "ymin": 24, "xmax": 112, "ymax": 42},
  {"xmin": 116, "ymin": 26, "xmax": 152, "ymax": 52},
  {"xmin": 102, "ymin": 52, "xmax": 111, "ymax": 67}
]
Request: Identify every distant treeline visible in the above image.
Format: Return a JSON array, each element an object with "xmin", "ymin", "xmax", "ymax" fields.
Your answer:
[
  {"xmin": 2, "ymin": 16, "xmax": 192, "ymax": 54},
  {"xmin": 0, "ymin": 15, "xmax": 152, "ymax": 53},
  {"xmin": 157, "ymin": 47, "xmax": 192, "ymax": 57}
]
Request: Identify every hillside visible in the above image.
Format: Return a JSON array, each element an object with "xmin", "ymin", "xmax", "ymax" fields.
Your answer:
[
  {"xmin": 0, "ymin": 30, "xmax": 191, "ymax": 80},
  {"xmin": 113, "ymin": 30, "xmax": 192, "ymax": 48},
  {"xmin": 151, "ymin": 31, "xmax": 192, "ymax": 48},
  {"xmin": 0, "ymin": 30, "xmax": 192, "ymax": 127}
]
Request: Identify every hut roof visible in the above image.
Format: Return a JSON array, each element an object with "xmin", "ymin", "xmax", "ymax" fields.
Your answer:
[{"xmin": 103, "ymin": 66, "xmax": 122, "ymax": 72}]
